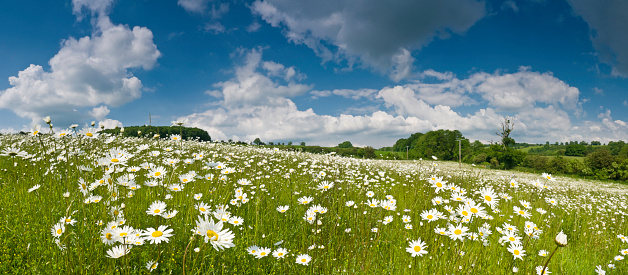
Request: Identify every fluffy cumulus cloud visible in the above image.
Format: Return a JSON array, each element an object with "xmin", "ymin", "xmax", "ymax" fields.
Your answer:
[
  {"xmin": 250, "ymin": 0, "xmax": 486, "ymax": 81},
  {"xmin": 184, "ymin": 51, "xmax": 628, "ymax": 146},
  {"xmin": 568, "ymin": 0, "xmax": 628, "ymax": 77},
  {"xmin": 0, "ymin": 2, "xmax": 160, "ymax": 127}
]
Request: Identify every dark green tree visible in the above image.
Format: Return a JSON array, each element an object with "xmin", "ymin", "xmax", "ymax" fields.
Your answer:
[{"xmin": 338, "ymin": 141, "xmax": 353, "ymax": 148}]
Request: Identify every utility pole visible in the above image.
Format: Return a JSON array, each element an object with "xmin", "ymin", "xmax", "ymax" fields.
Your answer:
[
  {"xmin": 406, "ymin": 146, "xmax": 409, "ymax": 159},
  {"xmin": 455, "ymin": 139, "xmax": 463, "ymax": 167}
]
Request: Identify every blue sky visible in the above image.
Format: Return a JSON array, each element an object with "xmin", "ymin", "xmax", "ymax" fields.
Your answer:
[{"xmin": 1, "ymin": 0, "xmax": 628, "ymax": 147}]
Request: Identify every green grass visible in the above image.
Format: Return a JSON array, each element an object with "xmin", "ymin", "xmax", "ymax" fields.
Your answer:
[{"xmin": 0, "ymin": 133, "xmax": 627, "ymax": 274}]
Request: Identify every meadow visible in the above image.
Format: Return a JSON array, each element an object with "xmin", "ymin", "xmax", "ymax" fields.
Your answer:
[{"xmin": 0, "ymin": 127, "xmax": 627, "ymax": 274}]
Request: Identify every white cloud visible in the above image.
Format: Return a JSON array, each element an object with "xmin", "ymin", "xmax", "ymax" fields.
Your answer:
[
  {"xmin": 568, "ymin": 0, "xmax": 628, "ymax": 77},
  {"xmin": 250, "ymin": 0, "xmax": 486, "ymax": 81},
  {"xmin": 246, "ymin": 21, "xmax": 262, "ymax": 33},
  {"xmin": 72, "ymin": 0, "xmax": 115, "ymax": 18},
  {"xmin": 0, "ymin": 8, "xmax": 160, "ymax": 128},
  {"xmin": 310, "ymin": 88, "xmax": 378, "ymax": 100},
  {"xmin": 204, "ymin": 22, "xmax": 226, "ymax": 34},
  {"xmin": 98, "ymin": 119, "xmax": 123, "ymax": 130},
  {"xmin": 182, "ymin": 49, "xmax": 628, "ymax": 147},
  {"xmin": 89, "ymin": 105, "xmax": 110, "ymax": 121},
  {"xmin": 469, "ymin": 67, "xmax": 580, "ymax": 111}
]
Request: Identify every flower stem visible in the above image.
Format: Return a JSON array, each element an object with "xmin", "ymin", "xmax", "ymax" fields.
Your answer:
[{"xmin": 541, "ymin": 246, "xmax": 559, "ymax": 274}]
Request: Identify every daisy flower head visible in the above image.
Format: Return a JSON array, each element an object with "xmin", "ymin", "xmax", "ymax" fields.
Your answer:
[
  {"xmin": 507, "ymin": 243, "xmax": 526, "ymax": 260},
  {"xmin": 298, "ymin": 196, "xmax": 313, "ymax": 205},
  {"xmin": 247, "ymin": 245, "xmax": 260, "ymax": 256},
  {"xmin": 366, "ymin": 191, "xmax": 375, "ymax": 197},
  {"xmin": 146, "ymin": 261, "xmax": 158, "ymax": 272},
  {"xmin": 618, "ymin": 234, "xmax": 628, "ymax": 243},
  {"xmin": 536, "ymin": 266, "xmax": 551, "ymax": 275},
  {"xmin": 406, "ymin": 238, "xmax": 428, "ymax": 257},
  {"xmin": 146, "ymin": 200, "xmax": 167, "ymax": 216},
  {"xmin": 595, "ymin": 265, "xmax": 605, "ymax": 275},
  {"xmin": 106, "ymin": 245, "xmax": 131, "ymax": 259},
  {"xmin": 620, "ymin": 249, "xmax": 628, "ymax": 255},
  {"xmin": 296, "ymin": 254, "xmax": 312, "ymax": 265},
  {"xmin": 28, "ymin": 184, "xmax": 41, "ymax": 193},
  {"xmin": 542, "ymin": 172, "xmax": 556, "ymax": 182},
  {"xmin": 194, "ymin": 216, "xmax": 235, "ymax": 251},
  {"xmin": 277, "ymin": 205, "xmax": 289, "ymax": 213},
  {"xmin": 228, "ymin": 216, "xmax": 244, "ymax": 226},
  {"xmin": 256, "ymin": 247, "xmax": 271, "ymax": 258},
  {"xmin": 51, "ymin": 223, "xmax": 65, "ymax": 238},
  {"xmin": 273, "ymin": 248, "xmax": 288, "ymax": 258},
  {"xmin": 447, "ymin": 223, "xmax": 469, "ymax": 241},
  {"xmin": 142, "ymin": 225, "xmax": 174, "ymax": 244},
  {"xmin": 538, "ymin": 249, "xmax": 548, "ymax": 257},
  {"xmin": 421, "ymin": 209, "xmax": 442, "ymax": 223}
]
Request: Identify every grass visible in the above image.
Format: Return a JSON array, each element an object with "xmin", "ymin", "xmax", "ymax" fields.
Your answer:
[{"xmin": 0, "ymin": 131, "xmax": 627, "ymax": 274}]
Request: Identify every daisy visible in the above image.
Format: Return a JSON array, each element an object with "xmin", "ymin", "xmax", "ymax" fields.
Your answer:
[
  {"xmin": 247, "ymin": 245, "xmax": 260, "ymax": 256},
  {"xmin": 106, "ymin": 245, "xmax": 131, "ymax": 259},
  {"xmin": 295, "ymin": 254, "xmax": 312, "ymax": 265},
  {"xmin": 615, "ymin": 255, "xmax": 624, "ymax": 261},
  {"xmin": 618, "ymin": 234, "xmax": 628, "ymax": 243},
  {"xmin": 146, "ymin": 260, "xmax": 158, "ymax": 272},
  {"xmin": 402, "ymin": 215, "xmax": 412, "ymax": 223},
  {"xmin": 256, "ymin": 247, "xmax": 271, "ymax": 258},
  {"xmin": 149, "ymin": 166, "xmax": 166, "ymax": 178},
  {"xmin": 508, "ymin": 243, "xmax": 526, "ymax": 260},
  {"xmin": 538, "ymin": 249, "xmax": 548, "ymax": 257},
  {"xmin": 146, "ymin": 200, "xmax": 167, "ymax": 216},
  {"xmin": 58, "ymin": 216, "xmax": 76, "ymax": 226},
  {"xmin": 536, "ymin": 266, "xmax": 551, "ymax": 275},
  {"xmin": 228, "ymin": 216, "xmax": 244, "ymax": 226},
  {"xmin": 100, "ymin": 228, "xmax": 117, "ymax": 245},
  {"xmin": 405, "ymin": 224, "xmax": 413, "ymax": 230},
  {"xmin": 406, "ymin": 238, "xmax": 428, "ymax": 257},
  {"xmin": 421, "ymin": 209, "xmax": 442, "ymax": 223},
  {"xmin": 447, "ymin": 223, "xmax": 469, "ymax": 241},
  {"xmin": 366, "ymin": 199, "xmax": 379, "ymax": 208},
  {"xmin": 194, "ymin": 216, "xmax": 235, "ymax": 251},
  {"xmin": 366, "ymin": 191, "xmax": 375, "ymax": 197},
  {"xmin": 196, "ymin": 202, "xmax": 211, "ymax": 215},
  {"xmin": 434, "ymin": 227, "xmax": 447, "ymax": 236},
  {"xmin": 273, "ymin": 248, "xmax": 288, "ymax": 258},
  {"xmin": 277, "ymin": 205, "xmax": 289, "ymax": 213},
  {"xmin": 163, "ymin": 210, "xmax": 178, "ymax": 219},
  {"xmin": 595, "ymin": 265, "xmax": 605, "ymax": 275},
  {"xmin": 542, "ymin": 173, "xmax": 556, "ymax": 182},
  {"xmin": 317, "ymin": 181, "xmax": 334, "ymax": 191},
  {"xmin": 298, "ymin": 196, "xmax": 313, "ymax": 205},
  {"xmin": 142, "ymin": 225, "xmax": 174, "ymax": 244},
  {"xmin": 51, "ymin": 223, "xmax": 65, "ymax": 238},
  {"xmin": 430, "ymin": 177, "xmax": 447, "ymax": 193},
  {"xmin": 345, "ymin": 201, "xmax": 355, "ymax": 207},
  {"xmin": 431, "ymin": 196, "xmax": 444, "ymax": 205},
  {"xmin": 513, "ymin": 206, "xmax": 532, "ymax": 219}
]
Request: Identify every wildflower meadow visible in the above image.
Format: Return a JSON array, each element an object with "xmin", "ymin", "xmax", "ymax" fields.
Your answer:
[{"xmin": 0, "ymin": 125, "xmax": 627, "ymax": 274}]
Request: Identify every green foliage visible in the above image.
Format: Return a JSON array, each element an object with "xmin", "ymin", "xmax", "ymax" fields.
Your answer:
[
  {"xmin": 338, "ymin": 141, "xmax": 353, "ymax": 148},
  {"xmin": 103, "ymin": 126, "xmax": 211, "ymax": 141},
  {"xmin": 408, "ymin": 129, "xmax": 470, "ymax": 161}
]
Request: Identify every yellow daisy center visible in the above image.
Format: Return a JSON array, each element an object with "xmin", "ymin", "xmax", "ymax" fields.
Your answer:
[
  {"xmin": 436, "ymin": 182, "xmax": 442, "ymax": 187},
  {"xmin": 301, "ymin": 259, "xmax": 307, "ymax": 262},
  {"xmin": 462, "ymin": 211, "xmax": 469, "ymax": 216},
  {"xmin": 260, "ymin": 252, "xmax": 266, "ymax": 256},
  {"xmin": 154, "ymin": 209, "xmax": 161, "ymax": 213},
  {"xmin": 200, "ymin": 207, "xmax": 206, "ymax": 212},
  {"xmin": 155, "ymin": 172, "xmax": 161, "ymax": 176},
  {"xmin": 413, "ymin": 246, "xmax": 422, "ymax": 252},
  {"xmin": 120, "ymin": 233, "xmax": 128, "ymax": 237},
  {"xmin": 278, "ymin": 253, "xmax": 283, "ymax": 256},
  {"xmin": 111, "ymin": 158, "xmax": 119, "ymax": 163},
  {"xmin": 86, "ymin": 133, "xmax": 93, "ymax": 137},
  {"xmin": 509, "ymin": 237, "xmax": 515, "ymax": 242},
  {"xmin": 106, "ymin": 233, "xmax": 113, "ymax": 240},
  {"xmin": 152, "ymin": 231, "xmax": 163, "ymax": 238},
  {"xmin": 514, "ymin": 250, "xmax": 520, "ymax": 255},
  {"xmin": 426, "ymin": 215, "xmax": 433, "ymax": 219},
  {"xmin": 206, "ymin": 230, "xmax": 218, "ymax": 241},
  {"xmin": 454, "ymin": 229, "xmax": 462, "ymax": 235},
  {"xmin": 56, "ymin": 229, "xmax": 62, "ymax": 234},
  {"xmin": 65, "ymin": 219, "xmax": 71, "ymax": 223},
  {"xmin": 471, "ymin": 208, "xmax": 478, "ymax": 214}
]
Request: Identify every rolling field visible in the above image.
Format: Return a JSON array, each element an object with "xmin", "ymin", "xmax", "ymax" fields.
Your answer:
[{"xmin": 0, "ymin": 131, "xmax": 627, "ymax": 274}]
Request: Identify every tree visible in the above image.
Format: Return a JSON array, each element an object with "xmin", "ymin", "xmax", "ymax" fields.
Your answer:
[
  {"xmin": 287, "ymin": 141, "xmax": 293, "ymax": 145},
  {"xmin": 300, "ymin": 142, "xmax": 306, "ymax": 146},
  {"xmin": 338, "ymin": 141, "xmax": 353, "ymax": 148},
  {"xmin": 496, "ymin": 117, "xmax": 515, "ymax": 149},
  {"xmin": 253, "ymin": 137, "xmax": 262, "ymax": 145}
]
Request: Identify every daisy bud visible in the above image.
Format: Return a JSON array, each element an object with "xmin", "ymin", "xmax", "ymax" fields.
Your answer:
[
  {"xmin": 91, "ymin": 121, "xmax": 96, "ymax": 127},
  {"xmin": 555, "ymin": 231, "xmax": 567, "ymax": 247},
  {"xmin": 43, "ymin": 116, "xmax": 51, "ymax": 124}
]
